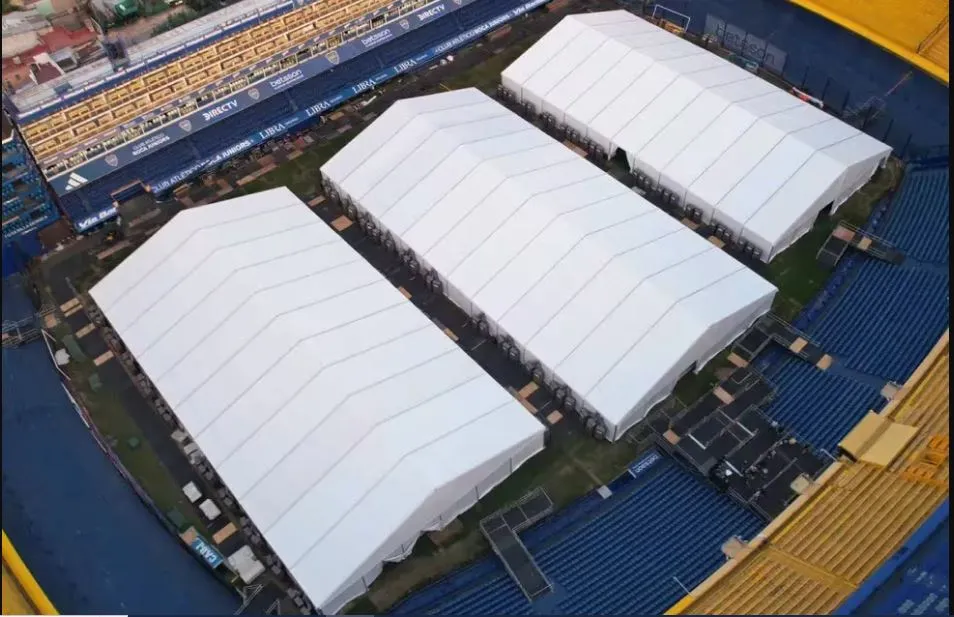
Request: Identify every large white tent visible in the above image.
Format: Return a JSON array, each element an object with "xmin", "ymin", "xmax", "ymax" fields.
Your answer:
[
  {"xmin": 500, "ymin": 10, "xmax": 892, "ymax": 261},
  {"xmin": 320, "ymin": 88, "xmax": 777, "ymax": 441},
  {"xmin": 89, "ymin": 187, "xmax": 545, "ymax": 613}
]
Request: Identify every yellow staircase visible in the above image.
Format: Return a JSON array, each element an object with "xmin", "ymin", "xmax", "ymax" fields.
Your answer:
[{"xmin": 919, "ymin": 17, "xmax": 950, "ymax": 74}]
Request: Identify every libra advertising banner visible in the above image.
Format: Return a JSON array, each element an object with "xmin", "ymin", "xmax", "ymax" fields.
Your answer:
[
  {"xmin": 72, "ymin": 0, "xmax": 549, "ymax": 232},
  {"xmin": 48, "ymin": 0, "xmax": 475, "ymax": 198}
]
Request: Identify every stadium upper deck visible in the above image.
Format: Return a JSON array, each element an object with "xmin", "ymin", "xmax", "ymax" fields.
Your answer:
[
  {"xmin": 15, "ymin": 0, "xmax": 430, "ymax": 170},
  {"xmin": 668, "ymin": 330, "xmax": 951, "ymax": 615}
]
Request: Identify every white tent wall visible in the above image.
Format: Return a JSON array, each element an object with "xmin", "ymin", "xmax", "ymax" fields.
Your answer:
[
  {"xmin": 829, "ymin": 138, "xmax": 892, "ymax": 207},
  {"xmin": 609, "ymin": 288, "xmax": 773, "ymax": 439},
  {"xmin": 594, "ymin": 260, "xmax": 777, "ymax": 439},
  {"xmin": 501, "ymin": 10, "xmax": 892, "ymax": 262},
  {"xmin": 321, "ymin": 428, "xmax": 543, "ymax": 614},
  {"xmin": 89, "ymin": 187, "xmax": 546, "ymax": 614},
  {"xmin": 321, "ymin": 89, "xmax": 778, "ymax": 442}
]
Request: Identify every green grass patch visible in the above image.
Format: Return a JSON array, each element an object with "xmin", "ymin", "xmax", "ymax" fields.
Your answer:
[
  {"xmin": 35, "ymin": 276, "xmax": 212, "ymax": 540},
  {"xmin": 440, "ymin": 39, "xmax": 537, "ymax": 92},
  {"xmin": 765, "ymin": 160, "xmax": 898, "ymax": 321},
  {"xmin": 673, "ymin": 349, "xmax": 731, "ymax": 405},
  {"xmin": 238, "ymin": 135, "xmax": 353, "ymax": 198},
  {"xmin": 68, "ymin": 360, "xmax": 210, "ymax": 536}
]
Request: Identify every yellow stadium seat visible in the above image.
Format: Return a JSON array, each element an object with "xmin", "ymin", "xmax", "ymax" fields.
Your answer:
[
  {"xmin": 668, "ymin": 332, "xmax": 950, "ymax": 615},
  {"xmin": 787, "ymin": 0, "xmax": 949, "ymax": 82}
]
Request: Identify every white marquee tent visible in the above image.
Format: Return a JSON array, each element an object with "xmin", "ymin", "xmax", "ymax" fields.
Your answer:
[
  {"xmin": 89, "ymin": 188, "xmax": 545, "ymax": 613},
  {"xmin": 500, "ymin": 11, "xmax": 892, "ymax": 261},
  {"xmin": 321, "ymin": 88, "xmax": 778, "ymax": 441}
]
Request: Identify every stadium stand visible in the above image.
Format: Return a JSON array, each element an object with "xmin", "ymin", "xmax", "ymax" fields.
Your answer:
[
  {"xmin": 391, "ymin": 455, "xmax": 762, "ymax": 615},
  {"xmin": 2, "ymin": 110, "xmax": 60, "ymax": 275},
  {"xmin": 59, "ymin": 139, "xmax": 200, "ymax": 222},
  {"xmin": 651, "ymin": 0, "xmax": 948, "ymax": 155},
  {"xmin": 876, "ymin": 165, "xmax": 950, "ymax": 265},
  {"xmin": 188, "ymin": 95, "xmax": 296, "ymax": 158},
  {"xmin": 47, "ymin": 0, "xmax": 537, "ymax": 226},
  {"xmin": 756, "ymin": 161, "xmax": 949, "ymax": 450},
  {"xmin": 2, "ymin": 531, "xmax": 57, "ymax": 616},
  {"xmin": 757, "ymin": 361, "xmax": 883, "ymax": 454},
  {"xmin": 12, "ymin": 0, "xmax": 403, "ymax": 159},
  {"xmin": 836, "ymin": 501, "xmax": 948, "ymax": 615},
  {"xmin": 810, "ymin": 262, "xmax": 949, "ymax": 381},
  {"xmin": 284, "ymin": 54, "xmax": 384, "ymax": 112},
  {"xmin": 784, "ymin": 0, "xmax": 949, "ymax": 82},
  {"xmin": 668, "ymin": 330, "xmax": 949, "ymax": 615},
  {"xmin": 1, "ymin": 277, "xmax": 238, "ymax": 614}
]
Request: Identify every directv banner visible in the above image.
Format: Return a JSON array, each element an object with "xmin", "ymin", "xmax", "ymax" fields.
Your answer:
[
  {"xmin": 49, "ymin": 0, "xmax": 476, "ymax": 197},
  {"xmin": 76, "ymin": 0, "xmax": 548, "ymax": 231}
]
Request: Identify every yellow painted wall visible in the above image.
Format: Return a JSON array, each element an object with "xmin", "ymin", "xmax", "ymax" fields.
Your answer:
[{"xmin": 1, "ymin": 532, "xmax": 57, "ymax": 616}]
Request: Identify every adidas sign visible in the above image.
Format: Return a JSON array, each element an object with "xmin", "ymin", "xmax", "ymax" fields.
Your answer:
[{"xmin": 65, "ymin": 172, "xmax": 88, "ymax": 190}]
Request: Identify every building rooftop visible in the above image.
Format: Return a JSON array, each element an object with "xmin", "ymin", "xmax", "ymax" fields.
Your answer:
[
  {"xmin": 11, "ymin": 0, "xmax": 289, "ymax": 117},
  {"xmin": 1, "ymin": 10, "xmax": 48, "ymax": 38},
  {"xmin": 1, "ymin": 26, "xmax": 99, "ymax": 79}
]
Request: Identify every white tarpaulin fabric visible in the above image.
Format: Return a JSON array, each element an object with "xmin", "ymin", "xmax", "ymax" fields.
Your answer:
[
  {"xmin": 321, "ymin": 88, "xmax": 777, "ymax": 441},
  {"xmin": 500, "ymin": 11, "xmax": 892, "ymax": 261},
  {"xmin": 89, "ymin": 187, "xmax": 545, "ymax": 613}
]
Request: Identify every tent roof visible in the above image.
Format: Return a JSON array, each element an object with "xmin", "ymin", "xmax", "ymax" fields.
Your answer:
[
  {"xmin": 501, "ymin": 11, "xmax": 891, "ymax": 251},
  {"xmin": 321, "ymin": 88, "xmax": 777, "ymax": 428},
  {"xmin": 89, "ymin": 187, "xmax": 544, "ymax": 609}
]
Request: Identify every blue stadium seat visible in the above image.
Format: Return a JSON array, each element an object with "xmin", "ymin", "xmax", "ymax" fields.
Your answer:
[
  {"xmin": 378, "ymin": 19, "xmax": 462, "ymax": 65},
  {"xmin": 763, "ymin": 359, "xmax": 886, "ymax": 451},
  {"xmin": 393, "ymin": 459, "xmax": 761, "ymax": 615},
  {"xmin": 758, "ymin": 159, "xmax": 950, "ymax": 451},
  {"xmin": 878, "ymin": 166, "xmax": 950, "ymax": 264},
  {"xmin": 457, "ymin": 0, "xmax": 522, "ymax": 28},
  {"xmin": 64, "ymin": 140, "xmax": 199, "ymax": 220},
  {"xmin": 809, "ymin": 262, "xmax": 949, "ymax": 382},
  {"xmin": 191, "ymin": 95, "xmax": 296, "ymax": 158},
  {"xmin": 2, "ymin": 202, "xmax": 57, "ymax": 237},
  {"xmin": 286, "ymin": 53, "xmax": 385, "ymax": 110}
]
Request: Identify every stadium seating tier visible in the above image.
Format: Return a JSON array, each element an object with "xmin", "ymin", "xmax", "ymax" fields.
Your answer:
[
  {"xmin": 392, "ymin": 458, "xmax": 762, "ymax": 615},
  {"xmin": 785, "ymin": 0, "xmax": 949, "ymax": 81},
  {"xmin": 674, "ymin": 332, "xmax": 949, "ymax": 615},
  {"xmin": 19, "ymin": 0, "xmax": 404, "ymax": 160}
]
